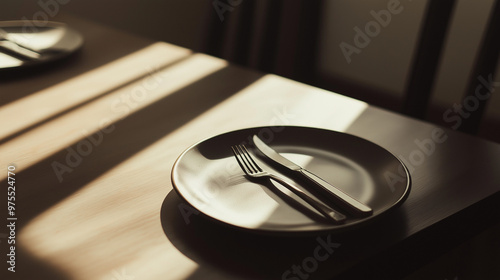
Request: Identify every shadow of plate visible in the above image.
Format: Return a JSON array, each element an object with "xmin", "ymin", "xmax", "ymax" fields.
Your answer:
[{"xmin": 160, "ymin": 190, "xmax": 409, "ymax": 279}]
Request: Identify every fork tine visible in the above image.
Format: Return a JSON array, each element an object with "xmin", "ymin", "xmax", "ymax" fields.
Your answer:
[
  {"xmin": 232, "ymin": 145, "xmax": 261, "ymax": 175},
  {"xmin": 231, "ymin": 146, "xmax": 249, "ymax": 175},
  {"xmin": 231, "ymin": 145, "xmax": 346, "ymax": 224},
  {"xmin": 232, "ymin": 145, "xmax": 256, "ymax": 175},
  {"xmin": 239, "ymin": 145, "xmax": 261, "ymax": 173}
]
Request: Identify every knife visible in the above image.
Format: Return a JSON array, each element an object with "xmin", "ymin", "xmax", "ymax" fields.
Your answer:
[{"xmin": 253, "ymin": 135, "xmax": 373, "ymax": 217}]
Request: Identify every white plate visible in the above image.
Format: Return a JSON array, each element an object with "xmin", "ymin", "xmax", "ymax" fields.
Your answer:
[{"xmin": 171, "ymin": 126, "xmax": 411, "ymax": 233}]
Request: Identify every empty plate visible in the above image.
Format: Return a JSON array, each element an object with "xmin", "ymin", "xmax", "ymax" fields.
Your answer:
[{"xmin": 171, "ymin": 126, "xmax": 411, "ymax": 233}]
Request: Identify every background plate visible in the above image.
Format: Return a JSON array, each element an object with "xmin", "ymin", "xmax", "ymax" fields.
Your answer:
[
  {"xmin": 171, "ymin": 126, "xmax": 411, "ymax": 233},
  {"xmin": 0, "ymin": 21, "xmax": 83, "ymax": 70}
]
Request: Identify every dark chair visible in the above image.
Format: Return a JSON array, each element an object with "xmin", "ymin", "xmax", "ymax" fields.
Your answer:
[
  {"xmin": 403, "ymin": 0, "xmax": 500, "ymax": 136},
  {"xmin": 199, "ymin": 0, "xmax": 500, "ymax": 138},
  {"xmin": 199, "ymin": 0, "xmax": 322, "ymax": 83}
]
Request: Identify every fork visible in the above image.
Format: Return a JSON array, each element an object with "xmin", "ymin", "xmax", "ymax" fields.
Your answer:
[{"xmin": 231, "ymin": 144, "xmax": 346, "ymax": 224}]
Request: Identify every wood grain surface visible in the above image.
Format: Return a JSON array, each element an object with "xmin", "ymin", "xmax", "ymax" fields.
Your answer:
[{"xmin": 1, "ymin": 15, "xmax": 499, "ymax": 280}]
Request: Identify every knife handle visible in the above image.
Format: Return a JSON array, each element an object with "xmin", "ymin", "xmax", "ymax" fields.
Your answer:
[
  {"xmin": 298, "ymin": 169, "xmax": 373, "ymax": 217},
  {"xmin": 268, "ymin": 174, "xmax": 347, "ymax": 224}
]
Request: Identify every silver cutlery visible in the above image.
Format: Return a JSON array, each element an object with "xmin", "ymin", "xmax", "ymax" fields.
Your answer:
[
  {"xmin": 0, "ymin": 28, "xmax": 41, "ymax": 60},
  {"xmin": 231, "ymin": 144, "xmax": 346, "ymax": 224},
  {"xmin": 253, "ymin": 135, "xmax": 373, "ymax": 217}
]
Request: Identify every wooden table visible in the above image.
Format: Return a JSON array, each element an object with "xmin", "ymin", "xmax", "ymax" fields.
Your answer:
[{"xmin": 1, "ymin": 14, "xmax": 500, "ymax": 280}]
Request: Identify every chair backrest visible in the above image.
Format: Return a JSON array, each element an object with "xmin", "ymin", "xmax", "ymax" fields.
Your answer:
[
  {"xmin": 403, "ymin": 0, "xmax": 500, "ymax": 135},
  {"xmin": 200, "ymin": 0, "xmax": 322, "ymax": 83},
  {"xmin": 402, "ymin": 0, "xmax": 456, "ymax": 119},
  {"xmin": 199, "ymin": 0, "xmax": 500, "ymax": 137},
  {"xmin": 459, "ymin": 0, "xmax": 500, "ymax": 134}
]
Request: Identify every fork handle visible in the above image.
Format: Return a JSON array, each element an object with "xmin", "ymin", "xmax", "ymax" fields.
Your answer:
[
  {"xmin": 298, "ymin": 169, "xmax": 373, "ymax": 216},
  {"xmin": 268, "ymin": 174, "xmax": 346, "ymax": 224}
]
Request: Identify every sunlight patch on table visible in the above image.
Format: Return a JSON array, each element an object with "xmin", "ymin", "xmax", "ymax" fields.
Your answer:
[
  {"xmin": 0, "ymin": 53, "xmax": 227, "ymax": 180},
  {"xmin": 15, "ymin": 69, "xmax": 369, "ymax": 278},
  {"xmin": 16, "ymin": 122, "xmax": 207, "ymax": 279},
  {"xmin": 165, "ymin": 73, "xmax": 369, "ymax": 141},
  {"xmin": 0, "ymin": 42, "xmax": 191, "ymax": 140}
]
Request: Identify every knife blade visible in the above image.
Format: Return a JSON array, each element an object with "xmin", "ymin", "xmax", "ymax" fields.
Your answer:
[{"xmin": 253, "ymin": 135, "xmax": 373, "ymax": 217}]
